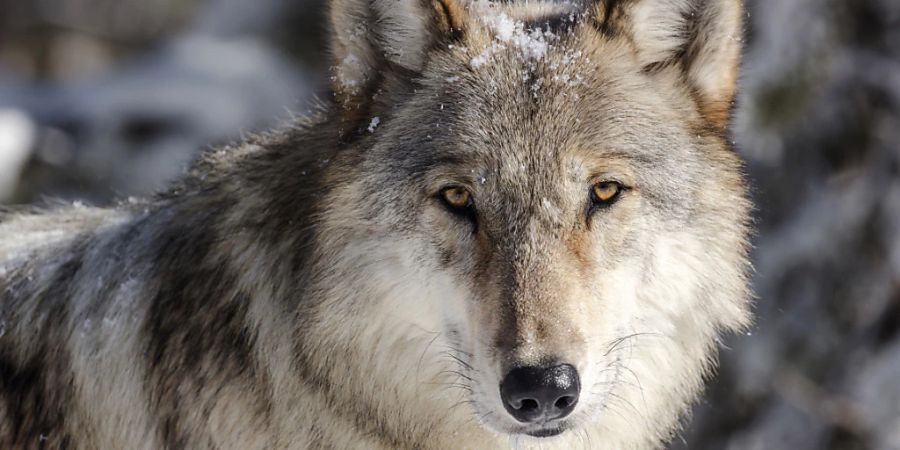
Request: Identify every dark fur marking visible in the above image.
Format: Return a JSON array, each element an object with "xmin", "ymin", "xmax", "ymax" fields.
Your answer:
[
  {"xmin": 430, "ymin": 0, "xmax": 467, "ymax": 42},
  {"xmin": 523, "ymin": 12, "xmax": 581, "ymax": 36},
  {"xmin": 0, "ymin": 247, "xmax": 86, "ymax": 449},
  {"xmin": 593, "ymin": 0, "xmax": 629, "ymax": 36},
  {"xmin": 142, "ymin": 204, "xmax": 271, "ymax": 448},
  {"xmin": 244, "ymin": 128, "xmax": 338, "ymax": 281}
]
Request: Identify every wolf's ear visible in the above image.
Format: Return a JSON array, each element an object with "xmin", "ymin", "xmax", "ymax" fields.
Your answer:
[
  {"xmin": 329, "ymin": 0, "xmax": 467, "ymax": 115},
  {"xmin": 596, "ymin": 0, "xmax": 743, "ymax": 127}
]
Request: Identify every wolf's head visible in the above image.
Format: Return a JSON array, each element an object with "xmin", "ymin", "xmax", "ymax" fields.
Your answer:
[{"xmin": 320, "ymin": 0, "xmax": 751, "ymax": 445}]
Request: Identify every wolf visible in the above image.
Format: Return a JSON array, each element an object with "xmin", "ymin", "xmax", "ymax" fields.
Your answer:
[{"xmin": 0, "ymin": 0, "xmax": 751, "ymax": 448}]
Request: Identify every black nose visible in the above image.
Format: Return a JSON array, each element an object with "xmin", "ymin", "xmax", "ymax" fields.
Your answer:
[{"xmin": 499, "ymin": 364, "xmax": 580, "ymax": 423}]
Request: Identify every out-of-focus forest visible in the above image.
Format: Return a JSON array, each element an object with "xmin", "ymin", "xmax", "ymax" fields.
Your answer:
[{"xmin": 0, "ymin": 0, "xmax": 897, "ymax": 448}]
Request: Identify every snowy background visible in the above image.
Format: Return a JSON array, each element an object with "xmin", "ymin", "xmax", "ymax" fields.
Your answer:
[{"xmin": 1, "ymin": 0, "xmax": 898, "ymax": 448}]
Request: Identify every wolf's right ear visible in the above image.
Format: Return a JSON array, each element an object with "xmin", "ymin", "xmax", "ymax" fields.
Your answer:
[{"xmin": 329, "ymin": 0, "xmax": 467, "ymax": 117}]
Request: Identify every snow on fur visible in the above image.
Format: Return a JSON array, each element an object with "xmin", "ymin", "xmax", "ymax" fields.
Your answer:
[
  {"xmin": 471, "ymin": 13, "xmax": 554, "ymax": 68},
  {"xmin": 468, "ymin": 11, "xmax": 590, "ymax": 95}
]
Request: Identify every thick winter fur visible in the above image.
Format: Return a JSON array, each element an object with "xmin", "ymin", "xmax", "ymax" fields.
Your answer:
[{"xmin": 0, "ymin": 0, "xmax": 750, "ymax": 448}]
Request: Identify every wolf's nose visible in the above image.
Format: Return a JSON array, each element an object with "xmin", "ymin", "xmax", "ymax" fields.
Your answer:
[{"xmin": 499, "ymin": 364, "xmax": 580, "ymax": 423}]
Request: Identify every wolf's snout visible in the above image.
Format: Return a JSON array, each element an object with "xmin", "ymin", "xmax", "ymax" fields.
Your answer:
[{"xmin": 499, "ymin": 364, "xmax": 580, "ymax": 424}]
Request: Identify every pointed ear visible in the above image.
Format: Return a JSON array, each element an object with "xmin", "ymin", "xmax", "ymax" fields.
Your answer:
[
  {"xmin": 329, "ymin": 0, "xmax": 467, "ymax": 116},
  {"xmin": 597, "ymin": 0, "xmax": 743, "ymax": 127}
]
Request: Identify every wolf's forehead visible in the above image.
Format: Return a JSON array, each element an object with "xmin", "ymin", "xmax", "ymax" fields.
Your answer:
[{"xmin": 451, "ymin": 7, "xmax": 610, "ymax": 109}]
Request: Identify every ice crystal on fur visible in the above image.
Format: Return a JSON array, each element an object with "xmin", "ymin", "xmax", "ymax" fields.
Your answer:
[
  {"xmin": 471, "ymin": 13, "xmax": 554, "ymax": 68},
  {"xmin": 367, "ymin": 116, "xmax": 380, "ymax": 133}
]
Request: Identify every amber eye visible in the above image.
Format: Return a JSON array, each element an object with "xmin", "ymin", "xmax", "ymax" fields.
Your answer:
[
  {"xmin": 440, "ymin": 186, "xmax": 474, "ymax": 213},
  {"xmin": 591, "ymin": 181, "xmax": 623, "ymax": 205}
]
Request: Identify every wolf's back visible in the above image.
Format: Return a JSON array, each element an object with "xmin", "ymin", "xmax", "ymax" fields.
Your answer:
[{"xmin": 0, "ymin": 206, "xmax": 127, "ymax": 273}]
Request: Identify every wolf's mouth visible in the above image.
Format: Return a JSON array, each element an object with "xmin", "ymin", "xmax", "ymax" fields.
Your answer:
[
  {"xmin": 525, "ymin": 426, "xmax": 565, "ymax": 438},
  {"xmin": 510, "ymin": 420, "xmax": 569, "ymax": 438}
]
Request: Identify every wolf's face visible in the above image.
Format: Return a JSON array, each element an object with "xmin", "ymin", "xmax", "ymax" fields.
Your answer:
[{"xmin": 328, "ymin": 0, "xmax": 751, "ymax": 443}]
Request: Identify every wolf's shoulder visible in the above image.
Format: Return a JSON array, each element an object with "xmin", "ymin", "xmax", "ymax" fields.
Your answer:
[{"xmin": 0, "ymin": 203, "xmax": 133, "ymax": 275}]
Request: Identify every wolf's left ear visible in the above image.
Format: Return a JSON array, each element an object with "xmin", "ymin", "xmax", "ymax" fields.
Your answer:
[
  {"xmin": 596, "ymin": 0, "xmax": 743, "ymax": 127},
  {"xmin": 329, "ymin": 0, "xmax": 467, "ymax": 116}
]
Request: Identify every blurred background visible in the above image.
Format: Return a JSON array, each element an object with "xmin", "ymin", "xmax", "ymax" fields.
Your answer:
[{"xmin": 0, "ymin": 0, "xmax": 897, "ymax": 448}]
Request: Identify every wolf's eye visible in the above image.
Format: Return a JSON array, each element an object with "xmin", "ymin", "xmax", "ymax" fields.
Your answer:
[
  {"xmin": 440, "ymin": 186, "xmax": 474, "ymax": 213},
  {"xmin": 591, "ymin": 181, "xmax": 623, "ymax": 206}
]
